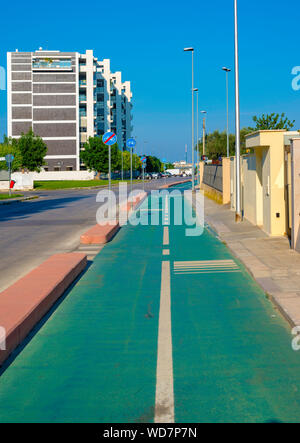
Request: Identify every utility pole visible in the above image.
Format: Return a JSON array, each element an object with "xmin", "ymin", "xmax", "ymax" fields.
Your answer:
[
  {"xmin": 184, "ymin": 47, "xmax": 195, "ymax": 191},
  {"xmin": 201, "ymin": 111, "xmax": 207, "ymax": 156},
  {"xmin": 222, "ymin": 67, "xmax": 231, "ymax": 158},
  {"xmin": 234, "ymin": 0, "xmax": 242, "ymax": 222}
]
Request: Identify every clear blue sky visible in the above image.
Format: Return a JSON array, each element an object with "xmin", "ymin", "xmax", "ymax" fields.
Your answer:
[{"xmin": 1, "ymin": 0, "xmax": 300, "ymax": 162}]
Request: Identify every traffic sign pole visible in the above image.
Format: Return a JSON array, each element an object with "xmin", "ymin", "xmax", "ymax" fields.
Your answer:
[
  {"xmin": 130, "ymin": 147, "xmax": 133, "ymax": 208},
  {"xmin": 8, "ymin": 163, "xmax": 11, "ymax": 197},
  {"xmin": 102, "ymin": 132, "xmax": 117, "ymax": 196},
  {"xmin": 121, "ymin": 148, "xmax": 124, "ymax": 181},
  {"xmin": 126, "ymin": 139, "xmax": 137, "ymax": 208},
  {"xmin": 109, "ymin": 146, "xmax": 111, "ymax": 193},
  {"xmin": 5, "ymin": 154, "xmax": 14, "ymax": 197}
]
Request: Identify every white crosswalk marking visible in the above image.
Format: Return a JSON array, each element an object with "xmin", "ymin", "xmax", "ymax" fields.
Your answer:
[{"xmin": 173, "ymin": 259, "xmax": 240, "ymax": 274}]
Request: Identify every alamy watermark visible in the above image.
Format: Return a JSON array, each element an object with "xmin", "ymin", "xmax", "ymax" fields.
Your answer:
[
  {"xmin": 292, "ymin": 66, "xmax": 300, "ymax": 91},
  {"xmin": 95, "ymin": 183, "xmax": 204, "ymax": 237},
  {"xmin": 0, "ymin": 326, "xmax": 6, "ymax": 351},
  {"xmin": 0, "ymin": 66, "xmax": 5, "ymax": 91}
]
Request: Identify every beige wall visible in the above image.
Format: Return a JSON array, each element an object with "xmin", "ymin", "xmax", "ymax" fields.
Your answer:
[
  {"xmin": 241, "ymin": 130, "xmax": 300, "ymax": 236},
  {"xmin": 291, "ymin": 139, "xmax": 300, "ymax": 250},
  {"xmin": 222, "ymin": 157, "xmax": 231, "ymax": 204},
  {"xmin": 242, "ymin": 154, "xmax": 257, "ymax": 225}
]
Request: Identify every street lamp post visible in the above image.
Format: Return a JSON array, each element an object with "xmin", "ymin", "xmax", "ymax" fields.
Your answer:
[
  {"xmin": 234, "ymin": 0, "xmax": 242, "ymax": 222},
  {"xmin": 222, "ymin": 67, "xmax": 231, "ymax": 158},
  {"xmin": 194, "ymin": 88, "xmax": 199, "ymax": 185},
  {"xmin": 201, "ymin": 111, "xmax": 207, "ymax": 157},
  {"xmin": 184, "ymin": 47, "xmax": 195, "ymax": 191}
]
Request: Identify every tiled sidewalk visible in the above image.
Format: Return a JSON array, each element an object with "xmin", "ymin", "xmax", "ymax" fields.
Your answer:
[{"xmin": 204, "ymin": 196, "xmax": 300, "ymax": 327}]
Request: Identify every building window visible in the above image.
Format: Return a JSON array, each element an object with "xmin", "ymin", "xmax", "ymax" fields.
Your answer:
[
  {"xmin": 54, "ymin": 167, "xmax": 61, "ymax": 172},
  {"xmin": 66, "ymin": 166, "xmax": 73, "ymax": 171}
]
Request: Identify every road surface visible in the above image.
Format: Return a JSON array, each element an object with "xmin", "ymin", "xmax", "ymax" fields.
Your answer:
[
  {"xmin": 0, "ymin": 182, "xmax": 300, "ymax": 423},
  {"xmin": 0, "ymin": 178, "xmax": 181, "ymax": 291}
]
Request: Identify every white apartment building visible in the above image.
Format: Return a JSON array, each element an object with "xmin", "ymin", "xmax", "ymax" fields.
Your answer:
[{"xmin": 7, "ymin": 49, "xmax": 133, "ymax": 171}]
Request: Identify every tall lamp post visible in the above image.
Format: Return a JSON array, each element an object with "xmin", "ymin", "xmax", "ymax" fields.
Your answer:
[
  {"xmin": 222, "ymin": 67, "xmax": 231, "ymax": 158},
  {"xmin": 234, "ymin": 0, "xmax": 242, "ymax": 222},
  {"xmin": 201, "ymin": 111, "xmax": 207, "ymax": 157},
  {"xmin": 194, "ymin": 88, "xmax": 199, "ymax": 185},
  {"xmin": 184, "ymin": 47, "xmax": 195, "ymax": 191}
]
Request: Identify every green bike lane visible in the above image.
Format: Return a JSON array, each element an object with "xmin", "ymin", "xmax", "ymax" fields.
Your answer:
[
  {"xmin": 1, "ymin": 184, "xmax": 300, "ymax": 422},
  {"xmin": 0, "ymin": 196, "xmax": 165, "ymax": 423},
  {"xmin": 168, "ymin": 185, "xmax": 300, "ymax": 423}
]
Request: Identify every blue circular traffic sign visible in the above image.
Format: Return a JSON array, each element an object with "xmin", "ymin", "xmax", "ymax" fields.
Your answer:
[
  {"xmin": 5, "ymin": 154, "xmax": 14, "ymax": 163},
  {"xmin": 126, "ymin": 138, "xmax": 136, "ymax": 148},
  {"xmin": 102, "ymin": 131, "xmax": 117, "ymax": 146}
]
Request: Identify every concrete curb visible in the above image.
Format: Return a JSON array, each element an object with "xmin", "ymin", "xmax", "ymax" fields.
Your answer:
[
  {"xmin": 80, "ymin": 191, "xmax": 147, "ymax": 245},
  {"xmin": 160, "ymin": 179, "xmax": 192, "ymax": 189},
  {"xmin": 0, "ymin": 253, "xmax": 87, "ymax": 366},
  {"xmin": 0, "ymin": 196, "xmax": 39, "ymax": 206},
  {"xmin": 80, "ymin": 223, "xmax": 120, "ymax": 245}
]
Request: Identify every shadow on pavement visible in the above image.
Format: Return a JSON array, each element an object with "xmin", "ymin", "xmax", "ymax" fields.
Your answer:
[{"xmin": 0, "ymin": 195, "xmax": 91, "ymax": 222}]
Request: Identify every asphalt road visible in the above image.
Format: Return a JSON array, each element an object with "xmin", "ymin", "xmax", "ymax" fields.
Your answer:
[{"xmin": 0, "ymin": 177, "xmax": 185, "ymax": 291}]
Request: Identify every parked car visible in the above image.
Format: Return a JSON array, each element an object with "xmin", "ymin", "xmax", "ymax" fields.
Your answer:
[{"xmin": 151, "ymin": 172, "xmax": 159, "ymax": 179}]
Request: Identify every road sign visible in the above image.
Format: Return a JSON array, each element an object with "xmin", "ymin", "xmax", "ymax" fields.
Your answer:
[
  {"xmin": 126, "ymin": 138, "xmax": 136, "ymax": 148},
  {"xmin": 162, "ymin": 158, "xmax": 167, "ymax": 163},
  {"xmin": 5, "ymin": 154, "xmax": 14, "ymax": 163},
  {"xmin": 141, "ymin": 156, "xmax": 147, "ymax": 163},
  {"xmin": 102, "ymin": 132, "xmax": 117, "ymax": 146}
]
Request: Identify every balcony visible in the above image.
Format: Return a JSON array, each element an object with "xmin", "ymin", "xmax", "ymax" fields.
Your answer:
[
  {"xmin": 32, "ymin": 60, "xmax": 72, "ymax": 71},
  {"xmin": 79, "ymin": 95, "xmax": 87, "ymax": 102},
  {"xmin": 79, "ymin": 80, "xmax": 87, "ymax": 87},
  {"xmin": 79, "ymin": 110, "xmax": 87, "ymax": 117}
]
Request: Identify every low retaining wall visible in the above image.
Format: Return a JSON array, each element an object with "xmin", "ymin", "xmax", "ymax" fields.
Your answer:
[
  {"xmin": 201, "ymin": 183, "xmax": 223, "ymax": 204},
  {"xmin": 0, "ymin": 253, "xmax": 87, "ymax": 366},
  {"xmin": 199, "ymin": 159, "xmax": 231, "ymax": 205},
  {"xmin": 32, "ymin": 170, "xmax": 95, "ymax": 181},
  {"xmin": 0, "ymin": 172, "xmax": 34, "ymax": 191},
  {"xmin": 203, "ymin": 165, "xmax": 223, "ymax": 192}
]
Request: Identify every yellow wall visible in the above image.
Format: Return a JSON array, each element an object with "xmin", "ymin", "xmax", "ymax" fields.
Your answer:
[
  {"xmin": 243, "ymin": 130, "xmax": 297, "ymax": 236},
  {"xmin": 242, "ymin": 154, "xmax": 257, "ymax": 225}
]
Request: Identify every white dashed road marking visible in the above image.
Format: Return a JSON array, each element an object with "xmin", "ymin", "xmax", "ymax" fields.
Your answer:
[{"xmin": 155, "ymin": 260, "xmax": 174, "ymax": 423}]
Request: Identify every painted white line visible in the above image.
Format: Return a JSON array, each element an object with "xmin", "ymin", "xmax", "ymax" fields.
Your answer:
[
  {"xmin": 155, "ymin": 260, "xmax": 174, "ymax": 423},
  {"xmin": 163, "ymin": 227, "xmax": 169, "ymax": 246},
  {"xmin": 174, "ymin": 270, "xmax": 241, "ymax": 275},
  {"xmin": 163, "ymin": 249, "xmax": 170, "ymax": 256},
  {"xmin": 175, "ymin": 260, "xmax": 236, "ymax": 265}
]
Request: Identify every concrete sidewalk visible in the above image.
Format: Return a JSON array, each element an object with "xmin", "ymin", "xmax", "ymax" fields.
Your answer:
[{"xmin": 204, "ymin": 195, "xmax": 300, "ymax": 327}]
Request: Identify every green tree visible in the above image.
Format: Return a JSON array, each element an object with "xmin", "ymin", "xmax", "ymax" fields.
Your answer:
[
  {"xmin": 146, "ymin": 155, "xmax": 162, "ymax": 172},
  {"xmin": 196, "ymin": 128, "xmax": 252, "ymax": 160},
  {"xmin": 165, "ymin": 163, "xmax": 174, "ymax": 170},
  {"xmin": 18, "ymin": 129, "xmax": 47, "ymax": 172},
  {"xmin": 80, "ymin": 136, "xmax": 119, "ymax": 173},
  {"xmin": 121, "ymin": 150, "xmax": 131, "ymax": 171},
  {"xmin": 0, "ymin": 136, "xmax": 22, "ymax": 172},
  {"xmin": 251, "ymin": 113, "xmax": 295, "ymax": 131},
  {"xmin": 132, "ymin": 153, "xmax": 142, "ymax": 172}
]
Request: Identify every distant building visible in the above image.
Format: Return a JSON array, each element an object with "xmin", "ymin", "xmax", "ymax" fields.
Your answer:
[
  {"xmin": 173, "ymin": 161, "xmax": 192, "ymax": 171},
  {"xmin": 7, "ymin": 49, "xmax": 133, "ymax": 171}
]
